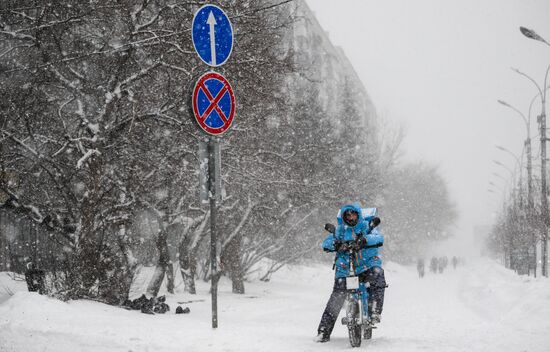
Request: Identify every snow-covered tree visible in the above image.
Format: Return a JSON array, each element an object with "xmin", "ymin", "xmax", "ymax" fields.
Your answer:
[{"xmin": 380, "ymin": 162, "xmax": 457, "ymax": 263}]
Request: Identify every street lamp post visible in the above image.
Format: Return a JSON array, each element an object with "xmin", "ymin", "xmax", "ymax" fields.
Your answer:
[
  {"xmin": 493, "ymin": 160, "xmax": 517, "ymax": 188},
  {"xmin": 492, "ymin": 171, "xmax": 511, "ymax": 187},
  {"xmin": 489, "ymin": 181, "xmax": 505, "ymax": 192},
  {"xmin": 491, "ymin": 169, "xmax": 518, "ymax": 210},
  {"xmin": 489, "ymin": 176, "xmax": 516, "ymax": 269},
  {"xmin": 497, "ymin": 101, "xmax": 533, "ymax": 210},
  {"xmin": 497, "ymin": 98, "xmax": 541, "ymax": 276},
  {"xmin": 495, "ymin": 145, "xmax": 524, "ymax": 202},
  {"xmin": 493, "ymin": 160, "xmax": 521, "ymax": 270},
  {"xmin": 517, "ymin": 25, "xmax": 550, "ymax": 276}
]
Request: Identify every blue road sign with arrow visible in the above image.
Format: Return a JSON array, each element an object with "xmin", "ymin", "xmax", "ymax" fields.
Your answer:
[{"xmin": 192, "ymin": 5, "xmax": 234, "ymax": 67}]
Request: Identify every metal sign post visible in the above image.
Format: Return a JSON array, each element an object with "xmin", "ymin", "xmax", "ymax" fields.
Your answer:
[
  {"xmin": 208, "ymin": 137, "xmax": 219, "ymax": 328},
  {"xmin": 192, "ymin": 4, "xmax": 234, "ymax": 329},
  {"xmin": 199, "ymin": 140, "xmax": 221, "ymax": 204},
  {"xmin": 199, "ymin": 138, "xmax": 222, "ymax": 328}
]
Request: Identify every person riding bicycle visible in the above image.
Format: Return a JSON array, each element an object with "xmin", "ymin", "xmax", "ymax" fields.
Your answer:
[{"xmin": 316, "ymin": 203, "xmax": 386, "ymax": 343}]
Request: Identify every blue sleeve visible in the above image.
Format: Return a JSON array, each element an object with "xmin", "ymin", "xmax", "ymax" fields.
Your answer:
[
  {"xmin": 322, "ymin": 234, "xmax": 336, "ymax": 252},
  {"xmin": 366, "ymin": 233, "xmax": 384, "ymax": 246}
]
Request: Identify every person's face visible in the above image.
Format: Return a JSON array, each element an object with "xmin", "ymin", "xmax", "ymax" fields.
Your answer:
[{"xmin": 344, "ymin": 211, "xmax": 358, "ymax": 225}]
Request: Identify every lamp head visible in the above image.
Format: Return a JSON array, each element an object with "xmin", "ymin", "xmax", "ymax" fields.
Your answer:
[{"xmin": 520, "ymin": 26, "xmax": 544, "ymax": 42}]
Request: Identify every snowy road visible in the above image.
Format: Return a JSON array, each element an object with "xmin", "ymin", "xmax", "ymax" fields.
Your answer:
[{"xmin": 1, "ymin": 258, "xmax": 549, "ymax": 352}]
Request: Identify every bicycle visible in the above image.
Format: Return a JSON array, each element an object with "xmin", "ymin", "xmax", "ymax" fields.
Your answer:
[
  {"xmin": 324, "ymin": 219, "xmax": 381, "ymax": 347},
  {"xmin": 340, "ymin": 244, "xmax": 376, "ymax": 347}
]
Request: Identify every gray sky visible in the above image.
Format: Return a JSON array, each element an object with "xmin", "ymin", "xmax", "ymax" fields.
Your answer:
[{"xmin": 306, "ymin": 0, "xmax": 550, "ymax": 239}]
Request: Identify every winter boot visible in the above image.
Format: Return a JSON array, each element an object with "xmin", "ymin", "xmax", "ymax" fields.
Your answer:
[{"xmin": 315, "ymin": 328, "xmax": 330, "ymax": 343}]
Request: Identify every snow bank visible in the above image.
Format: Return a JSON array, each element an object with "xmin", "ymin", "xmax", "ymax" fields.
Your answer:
[
  {"xmin": 458, "ymin": 258, "xmax": 550, "ymax": 333},
  {"xmin": 0, "ymin": 264, "xmax": 332, "ymax": 352},
  {"xmin": 1, "ymin": 260, "xmax": 549, "ymax": 352},
  {"xmin": 0, "ymin": 272, "xmax": 27, "ymax": 304}
]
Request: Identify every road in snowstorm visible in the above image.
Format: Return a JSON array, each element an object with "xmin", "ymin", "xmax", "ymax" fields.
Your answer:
[
  {"xmin": 308, "ymin": 258, "xmax": 549, "ymax": 352},
  {"xmin": 1, "ymin": 258, "xmax": 549, "ymax": 352}
]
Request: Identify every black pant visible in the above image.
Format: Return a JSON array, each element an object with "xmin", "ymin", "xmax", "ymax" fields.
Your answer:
[
  {"xmin": 317, "ymin": 267, "xmax": 386, "ymax": 337},
  {"xmin": 361, "ymin": 266, "xmax": 386, "ymax": 316}
]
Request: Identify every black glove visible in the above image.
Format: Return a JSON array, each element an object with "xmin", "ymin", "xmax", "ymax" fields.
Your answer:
[
  {"xmin": 348, "ymin": 241, "xmax": 359, "ymax": 251},
  {"xmin": 356, "ymin": 235, "xmax": 367, "ymax": 249},
  {"xmin": 338, "ymin": 241, "xmax": 359, "ymax": 252},
  {"xmin": 336, "ymin": 240, "xmax": 354, "ymax": 252}
]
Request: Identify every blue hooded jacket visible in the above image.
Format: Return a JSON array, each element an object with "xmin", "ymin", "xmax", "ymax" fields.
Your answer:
[{"xmin": 322, "ymin": 203, "xmax": 384, "ymax": 278}]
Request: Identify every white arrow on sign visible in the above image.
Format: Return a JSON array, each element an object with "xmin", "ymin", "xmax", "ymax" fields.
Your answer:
[{"xmin": 207, "ymin": 11, "xmax": 217, "ymax": 66}]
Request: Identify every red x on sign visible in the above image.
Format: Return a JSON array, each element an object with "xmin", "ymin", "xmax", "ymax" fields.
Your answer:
[{"xmin": 192, "ymin": 72, "xmax": 235, "ymax": 135}]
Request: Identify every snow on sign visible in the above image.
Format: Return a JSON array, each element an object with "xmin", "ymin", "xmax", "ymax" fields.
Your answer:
[
  {"xmin": 192, "ymin": 4, "xmax": 233, "ymax": 67},
  {"xmin": 192, "ymin": 72, "xmax": 236, "ymax": 135}
]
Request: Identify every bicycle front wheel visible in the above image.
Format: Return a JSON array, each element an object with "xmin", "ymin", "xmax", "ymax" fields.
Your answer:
[
  {"xmin": 347, "ymin": 300, "xmax": 362, "ymax": 347},
  {"xmin": 349, "ymin": 324, "xmax": 362, "ymax": 347}
]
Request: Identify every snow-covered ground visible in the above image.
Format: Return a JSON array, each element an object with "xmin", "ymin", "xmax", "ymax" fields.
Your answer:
[{"xmin": 1, "ymin": 258, "xmax": 549, "ymax": 352}]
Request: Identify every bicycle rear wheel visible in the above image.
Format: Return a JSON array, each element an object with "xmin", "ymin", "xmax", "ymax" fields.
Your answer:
[{"xmin": 364, "ymin": 326, "xmax": 373, "ymax": 340}]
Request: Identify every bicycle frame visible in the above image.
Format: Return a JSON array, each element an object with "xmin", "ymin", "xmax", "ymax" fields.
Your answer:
[
  {"xmin": 343, "ymin": 277, "xmax": 370, "ymax": 324},
  {"xmin": 341, "ymin": 253, "xmax": 376, "ymax": 347},
  {"xmin": 323, "ymin": 218, "xmax": 382, "ymax": 347}
]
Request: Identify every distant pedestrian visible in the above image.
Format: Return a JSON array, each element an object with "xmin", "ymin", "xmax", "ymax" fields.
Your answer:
[
  {"xmin": 438, "ymin": 256, "xmax": 447, "ymax": 273},
  {"xmin": 430, "ymin": 257, "xmax": 438, "ymax": 274},
  {"xmin": 452, "ymin": 256, "xmax": 458, "ymax": 269},
  {"xmin": 417, "ymin": 258, "xmax": 425, "ymax": 278}
]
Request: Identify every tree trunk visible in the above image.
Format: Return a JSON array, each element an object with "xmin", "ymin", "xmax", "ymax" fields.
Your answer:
[
  {"xmin": 178, "ymin": 233, "xmax": 197, "ymax": 294},
  {"xmin": 0, "ymin": 212, "xmax": 5, "ymax": 271},
  {"xmin": 75, "ymin": 226, "xmax": 102, "ymax": 298},
  {"xmin": 146, "ymin": 230, "xmax": 173, "ymax": 297},
  {"xmin": 231, "ymin": 264, "xmax": 245, "ymax": 294},
  {"xmin": 110, "ymin": 224, "xmax": 139, "ymax": 304},
  {"xmin": 146, "ymin": 265, "xmax": 166, "ymax": 297},
  {"xmin": 222, "ymin": 236, "xmax": 245, "ymax": 294},
  {"xmin": 73, "ymin": 158, "xmax": 104, "ymax": 298},
  {"xmin": 166, "ymin": 262, "xmax": 175, "ymax": 294}
]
